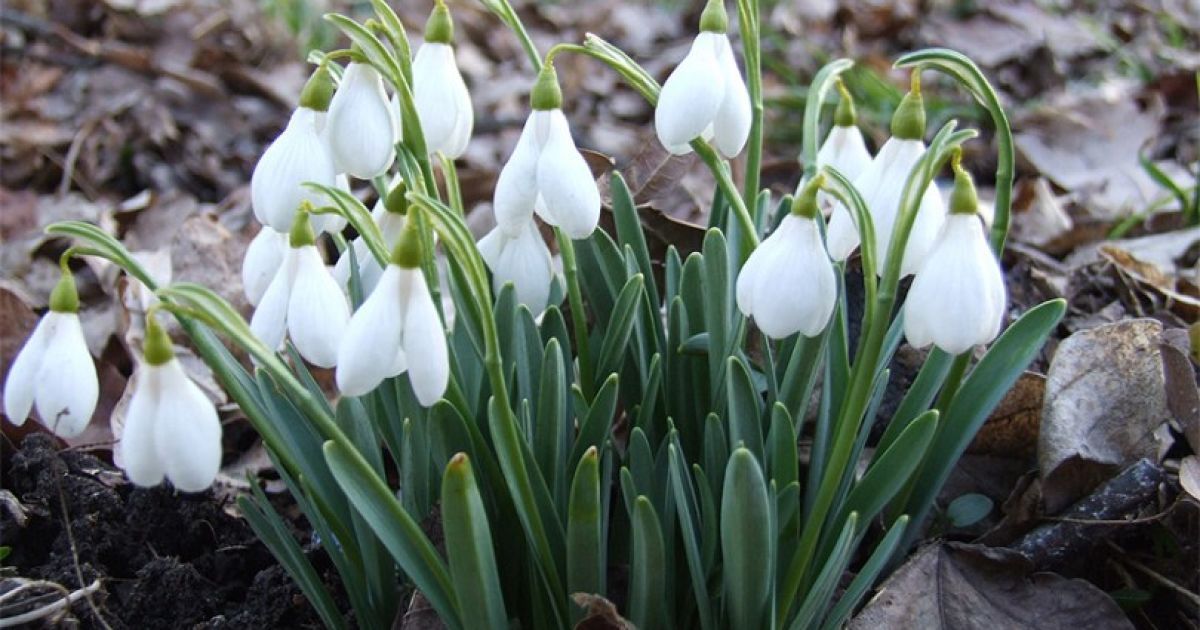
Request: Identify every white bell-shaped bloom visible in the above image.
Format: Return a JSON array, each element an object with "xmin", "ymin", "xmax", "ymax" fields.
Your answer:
[
  {"xmin": 336, "ymin": 265, "xmax": 449, "ymax": 405},
  {"xmin": 332, "ymin": 199, "xmax": 407, "ymax": 295},
  {"xmin": 655, "ymin": 31, "xmax": 751, "ymax": 158},
  {"xmin": 736, "ymin": 212, "xmax": 838, "ymax": 339},
  {"xmin": 493, "ymin": 108, "xmax": 600, "ymax": 239},
  {"xmin": 477, "ymin": 218, "xmax": 554, "ymax": 314},
  {"xmin": 825, "ymin": 137, "xmax": 946, "ymax": 276},
  {"xmin": 413, "ymin": 42, "xmax": 473, "ymax": 158},
  {"xmin": 119, "ymin": 355, "xmax": 222, "ymax": 492},
  {"xmin": 250, "ymin": 240, "xmax": 350, "ymax": 367},
  {"xmin": 904, "ymin": 213, "xmax": 1006, "ymax": 354},
  {"xmin": 4, "ymin": 311, "xmax": 98, "ymax": 438},
  {"xmin": 251, "ymin": 107, "xmax": 337, "ymax": 231},
  {"xmin": 324, "ymin": 62, "xmax": 396, "ymax": 179},
  {"xmin": 243, "ymin": 227, "xmax": 287, "ymax": 306},
  {"xmin": 816, "ymin": 125, "xmax": 872, "ymax": 214}
]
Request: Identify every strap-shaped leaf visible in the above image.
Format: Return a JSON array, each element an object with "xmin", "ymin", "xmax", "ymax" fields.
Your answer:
[
  {"xmin": 722, "ymin": 448, "xmax": 773, "ymax": 630},
  {"xmin": 570, "ymin": 373, "xmax": 620, "ymax": 467},
  {"xmin": 566, "ymin": 447, "xmax": 604, "ymax": 600},
  {"xmin": 629, "ymin": 496, "xmax": 668, "ymax": 629},
  {"xmin": 595, "ymin": 273, "xmax": 645, "ymax": 382},
  {"xmin": 819, "ymin": 516, "xmax": 910, "ymax": 630},
  {"xmin": 442, "ymin": 454, "xmax": 509, "ymax": 629},
  {"xmin": 667, "ymin": 443, "xmax": 715, "ymax": 630},
  {"xmin": 788, "ymin": 513, "xmax": 857, "ymax": 630},
  {"xmin": 726, "ymin": 356, "xmax": 765, "ymax": 461}
]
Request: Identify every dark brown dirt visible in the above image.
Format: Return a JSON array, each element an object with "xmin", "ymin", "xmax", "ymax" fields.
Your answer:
[{"xmin": 0, "ymin": 434, "xmax": 341, "ymax": 629}]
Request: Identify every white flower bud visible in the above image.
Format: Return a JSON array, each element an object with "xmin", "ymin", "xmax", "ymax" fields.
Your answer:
[
  {"xmin": 324, "ymin": 62, "xmax": 397, "ymax": 179},
  {"xmin": 736, "ymin": 214, "xmax": 838, "ymax": 339},
  {"xmin": 413, "ymin": 42, "xmax": 473, "ymax": 158},
  {"xmin": 119, "ymin": 357, "xmax": 222, "ymax": 492},
  {"xmin": 655, "ymin": 32, "xmax": 751, "ymax": 158},
  {"xmin": 904, "ymin": 213, "xmax": 1006, "ymax": 354},
  {"xmin": 477, "ymin": 219, "xmax": 554, "ymax": 314},
  {"xmin": 251, "ymin": 107, "xmax": 337, "ymax": 231},
  {"xmin": 250, "ymin": 243, "xmax": 350, "ymax": 368},
  {"xmin": 815, "ymin": 125, "xmax": 872, "ymax": 214},
  {"xmin": 3, "ymin": 311, "xmax": 98, "ymax": 438}
]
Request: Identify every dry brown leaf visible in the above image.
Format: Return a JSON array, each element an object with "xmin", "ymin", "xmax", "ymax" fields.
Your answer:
[
  {"xmin": 1180, "ymin": 455, "xmax": 1200, "ymax": 502},
  {"xmin": 1010, "ymin": 177, "xmax": 1074, "ymax": 246},
  {"xmin": 1039, "ymin": 319, "xmax": 1172, "ymax": 513},
  {"xmin": 571, "ymin": 593, "xmax": 635, "ymax": 630},
  {"xmin": 849, "ymin": 543, "xmax": 1132, "ymax": 629}
]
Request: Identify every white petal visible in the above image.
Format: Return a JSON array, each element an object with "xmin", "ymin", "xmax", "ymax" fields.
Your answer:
[
  {"xmin": 494, "ymin": 113, "xmax": 542, "ymax": 228},
  {"xmin": 899, "ymin": 182, "xmax": 946, "ymax": 277},
  {"xmin": 119, "ymin": 365, "xmax": 165, "ymax": 487},
  {"xmin": 736, "ymin": 227, "xmax": 779, "ymax": 316},
  {"xmin": 816, "ymin": 126, "xmax": 873, "ymax": 214},
  {"xmin": 747, "ymin": 216, "xmax": 837, "ymax": 339},
  {"xmin": 861, "ymin": 138, "xmax": 926, "ymax": 276},
  {"xmin": 251, "ymin": 108, "xmax": 338, "ymax": 231},
  {"xmin": 711, "ymin": 35, "xmax": 751, "ymax": 158},
  {"xmin": 3, "ymin": 315, "xmax": 55, "ymax": 425},
  {"xmin": 154, "ymin": 359, "xmax": 222, "ymax": 492},
  {"xmin": 325, "ymin": 63, "xmax": 397, "ymax": 179},
  {"xmin": 481, "ymin": 221, "xmax": 553, "ymax": 313},
  {"xmin": 655, "ymin": 33, "xmax": 725, "ymax": 153},
  {"xmin": 337, "ymin": 265, "xmax": 407, "ymax": 396},
  {"xmin": 444, "ymin": 78, "xmax": 475, "ymax": 159},
  {"xmin": 414, "ymin": 43, "xmax": 473, "ymax": 158},
  {"xmin": 243, "ymin": 227, "xmax": 286, "ymax": 306},
  {"xmin": 401, "ymin": 271, "xmax": 449, "ymax": 406},
  {"xmin": 33, "ymin": 313, "xmax": 98, "ymax": 438},
  {"xmin": 536, "ymin": 110, "xmax": 600, "ymax": 239},
  {"xmin": 250, "ymin": 248, "xmax": 297, "ymax": 353},
  {"xmin": 287, "ymin": 246, "xmax": 350, "ymax": 368}
]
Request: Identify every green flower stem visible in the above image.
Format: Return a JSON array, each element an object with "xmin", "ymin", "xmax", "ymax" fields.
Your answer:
[
  {"xmin": 735, "ymin": 0, "xmax": 763, "ymax": 215},
  {"xmin": 694, "ymin": 141, "xmax": 760, "ymax": 258},
  {"xmin": 934, "ymin": 352, "xmax": 970, "ymax": 413},
  {"xmin": 438, "ymin": 154, "xmax": 466, "ymax": 216},
  {"xmin": 556, "ymin": 230, "xmax": 595, "ymax": 400},
  {"xmin": 799, "ymin": 59, "xmax": 855, "ymax": 182}
]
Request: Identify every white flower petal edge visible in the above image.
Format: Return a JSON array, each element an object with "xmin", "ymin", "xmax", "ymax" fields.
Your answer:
[
  {"xmin": 414, "ymin": 42, "xmax": 474, "ymax": 158},
  {"xmin": 243, "ymin": 227, "xmax": 287, "ymax": 306},
  {"xmin": 251, "ymin": 107, "xmax": 337, "ymax": 231},
  {"xmin": 337, "ymin": 265, "xmax": 407, "ymax": 396},
  {"xmin": 493, "ymin": 114, "xmax": 542, "ymax": 228},
  {"xmin": 30, "ymin": 313, "xmax": 98, "ymax": 438},
  {"xmin": 286, "ymin": 246, "xmax": 350, "ymax": 368},
  {"xmin": 478, "ymin": 220, "xmax": 553, "ymax": 314},
  {"xmin": 536, "ymin": 111, "xmax": 600, "ymax": 239},
  {"xmin": 3, "ymin": 314, "xmax": 54, "ymax": 426},
  {"xmin": 325, "ymin": 63, "xmax": 396, "ymax": 179},
  {"xmin": 711, "ymin": 34, "xmax": 751, "ymax": 158},
  {"xmin": 119, "ymin": 367, "xmax": 165, "ymax": 487},
  {"xmin": 250, "ymin": 248, "xmax": 298, "ymax": 353},
  {"xmin": 816, "ymin": 126, "xmax": 873, "ymax": 214},
  {"xmin": 401, "ymin": 270, "xmax": 449, "ymax": 406},
  {"xmin": 655, "ymin": 32, "xmax": 726, "ymax": 155},
  {"xmin": 904, "ymin": 214, "xmax": 1006, "ymax": 355},
  {"xmin": 860, "ymin": 138, "xmax": 946, "ymax": 277},
  {"xmin": 737, "ymin": 215, "xmax": 837, "ymax": 339}
]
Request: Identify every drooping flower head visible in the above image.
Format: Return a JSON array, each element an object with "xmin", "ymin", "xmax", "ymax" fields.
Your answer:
[
  {"xmin": 654, "ymin": 0, "xmax": 751, "ymax": 157},
  {"xmin": 3, "ymin": 264, "xmax": 98, "ymax": 438},
  {"xmin": 477, "ymin": 218, "xmax": 554, "ymax": 314},
  {"xmin": 333, "ymin": 178, "xmax": 409, "ymax": 295},
  {"xmin": 337, "ymin": 213, "xmax": 449, "ymax": 405},
  {"xmin": 736, "ymin": 176, "xmax": 839, "ymax": 339},
  {"xmin": 251, "ymin": 65, "xmax": 338, "ymax": 232},
  {"xmin": 413, "ymin": 0, "xmax": 474, "ymax": 159},
  {"xmin": 250, "ymin": 207, "xmax": 350, "ymax": 367},
  {"xmin": 826, "ymin": 72, "xmax": 946, "ymax": 277},
  {"xmin": 904, "ymin": 153, "xmax": 1007, "ymax": 354},
  {"xmin": 324, "ymin": 56, "xmax": 397, "ymax": 179},
  {"xmin": 119, "ymin": 313, "xmax": 222, "ymax": 492},
  {"xmin": 815, "ymin": 79, "xmax": 873, "ymax": 214},
  {"xmin": 493, "ymin": 62, "xmax": 601, "ymax": 240}
]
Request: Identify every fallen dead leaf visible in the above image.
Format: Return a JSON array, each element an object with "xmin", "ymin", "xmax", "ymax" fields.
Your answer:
[
  {"xmin": 849, "ymin": 542, "xmax": 1132, "ymax": 629},
  {"xmin": 1180, "ymin": 455, "xmax": 1200, "ymax": 502},
  {"xmin": 970, "ymin": 371, "xmax": 1045, "ymax": 459},
  {"xmin": 1039, "ymin": 319, "xmax": 1172, "ymax": 513},
  {"xmin": 1010, "ymin": 177, "xmax": 1074, "ymax": 247},
  {"xmin": 572, "ymin": 593, "xmax": 635, "ymax": 630}
]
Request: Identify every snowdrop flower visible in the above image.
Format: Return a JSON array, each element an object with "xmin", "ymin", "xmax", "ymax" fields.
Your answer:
[
  {"xmin": 251, "ymin": 66, "xmax": 339, "ymax": 232},
  {"xmin": 119, "ymin": 314, "xmax": 221, "ymax": 492},
  {"xmin": 654, "ymin": 0, "xmax": 751, "ymax": 157},
  {"xmin": 3, "ymin": 267, "xmax": 98, "ymax": 438},
  {"xmin": 413, "ymin": 0, "xmax": 473, "ymax": 158},
  {"xmin": 250, "ymin": 209, "xmax": 350, "ymax": 367},
  {"xmin": 905, "ymin": 159, "xmax": 1006, "ymax": 355},
  {"xmin": 333, "ymin": 180, "xmax": 409, "ymax": 295},
  {"xmin": 493, "ymin": 63, "xmax": 600, "ymax": 239},
  {"xmin": 826, "ymin": 73, "xmax": 946, "ymax": 277},
  {"xmin": 325, "ymin": 59, "xmax": 396, "ymax": 179},
  {"xmin": 243, "ymin": 227, "xmax": 287, "ymax": 306},
  {"xmin": 337, "ymin": 217, "xmax": 449, "ymax": 405},
  {"xmin": 816, "ymin": 80, "xmax": 873, "ymax": 215},
  {"xmin": 478, "ymin": 218, "xmax": 554, "ymax": 314},
  {"xmin": 736, "ymin": 178, "xmax": 838, "ymax": 339}
]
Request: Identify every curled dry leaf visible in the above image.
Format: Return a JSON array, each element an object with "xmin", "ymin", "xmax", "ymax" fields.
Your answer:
[
  {"xmin": 849, "ymin": 542, "xmax": 1133, "ymax": 630},
  {"xmin": 1039, "ymin": 319, "xmax": 1172, "ymax": 513}
]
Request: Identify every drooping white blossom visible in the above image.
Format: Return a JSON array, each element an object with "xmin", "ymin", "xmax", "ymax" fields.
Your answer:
[
  {"xmin": 250, "ymin": 223, "xmax": 350, "ymax": 368},
  {"xmin": 243, "ymin": 227, "xmax": 287, "ymax": 306},
  {"xmin": 815, "ymin": 118, "xmax": 872, "ymax": 216},
  {"xmin": 332, "ymin": 198, "xmax": 407, "ymax": 295},
  {"xmin": 413, "ymin": 42, "xmax": 473, "ymax": 158},
  {"xmin": 655, "ymin": 30, "xmax": 751, "ymax": 158},
  {"xmin": 336, "ymin": 265, "xmax": 449, "ymax": 405},
  {"xmin": 251, "ymin": 107, "xmax": 338, "ymax": 231},
  {"xmin": 477, "ymin": 218, "xmax": 554, "ymax": 314},
  {"xmin": 736, "ymin": 188, "xmax": 838, "ymax": 339},
  {"xmin": 324, "ymin": 62, "xmax": 397, "ymax": 179},
  {"xmin": 119, "ymin": 347, "xmax": 222, "ymax": 492},
  {"xmin": 3, "ymin": 310, "xmax": 98, "ymax": 438}
]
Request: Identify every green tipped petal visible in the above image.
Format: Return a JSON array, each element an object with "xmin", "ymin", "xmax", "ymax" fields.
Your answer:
[
  {"xmin": 890, "ymin": 71, "xmax": 926, "ymax": 141},
  {"xmin": 530, "ymin": 63, "xmax": 562, "ymax": 111},
  {"xmin": 424, "ymin": 0, "xmax": 454, "ymax": 44}
]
